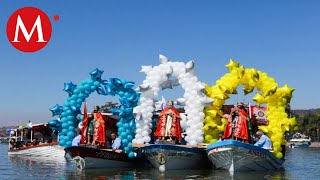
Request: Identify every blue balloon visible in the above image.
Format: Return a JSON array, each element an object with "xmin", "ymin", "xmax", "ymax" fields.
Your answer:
[
  {"xmin": 124, "ymin": 81, "xmax": 135, "ymax": 89},
  {"xmin": 73, "ymin": 89, "xmax": 80, "ymax": 94},
  {"xmin": 61, "ymin": 123, "xmax": 68, "ymax": 128},
  {"xmin": 6, "ymin": 128, "xmax": 11, "ymax": 133},
  {"xmin": 122, "ymin": 139, "xmax": 129, "ymax": 145},
  {"xmin": 61, "ymin": 129, "xmax": 68, "ymax": 134},
  {"xmin": 67, "ymin": 131, "xmax": 76, "ymax": 138},
  {"xmin": 66, "ymin": 141, "xmax": 72, "ymax": 147},
  {"xmin": 105, "ymin": 84, "xmax": 115, "ymax": 96},
  {"xmin": 110, "ymin": 78, "xmax": 123, "ymax": 87},
  {"xmin": 49, "ymin": 104, "xmax": 63, "ymax": 117},
  {"xmin": 120, "ymin": 132, "xmax": 127, "ymax": 139},
  {"xmin": 123, "ymin": 123, "xmax": 129, "ymax": 129},
  {"xmin": 67, "ymin": 120, "xmax": 74, "ymax": 126},
  {"xmin": 89, "ymin": 68, "xmax": 104, "ymax": 81},
  {"xmin": 124, "ymin": 147, "xmax": 130, "ymax": 152},
  {"xmin": 116, "ymin": 122, "xmax": 123, "ymax": 128},
  {"xmin": 59, "ymin": 140, "xmax": 66, "ymax": 146},
  {"xmin": 129, "ymin": 119, "xmax": 135, "ymax": 128},
  {"xmin": 127, "ymin": 135, "xmax": 133, "ymax": 141},
  {"xmin": 63, "ymin": 82, "xmax": 77, "ymax": 96},
  {"xmin": 128, "ymin": 152, "xmax": 135, "ymax": 159},
  {"xmin": 96, "ymin": 86, "xmax": 106, "ymax": 95},
  {"xmin": 118, "ymin": 127, "xmax": 125, "ymax": 133}
]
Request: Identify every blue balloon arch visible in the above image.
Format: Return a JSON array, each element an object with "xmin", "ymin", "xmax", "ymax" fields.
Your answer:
[{"xmin": 49, "ymin": 68, "xmax": 139, "ymax": 158}]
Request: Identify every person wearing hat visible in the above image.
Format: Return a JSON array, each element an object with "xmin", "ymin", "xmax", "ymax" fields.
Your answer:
[
  {"xmin": 154, "ymin": 100, "xmax": 182, "ymax": 142},
  {"xmin": 223, "ymin": 102, "xmax": 249, "ymax": 142}
]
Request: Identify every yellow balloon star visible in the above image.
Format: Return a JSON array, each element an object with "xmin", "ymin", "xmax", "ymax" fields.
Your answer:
[
  {"xmin": 252, "ymin": 93, "xmax": 265, "ymax": 106},
  {"xmin": 225, "ymin": 59, "xmax": 240, "ymax": 71},
  {"xmin": 282, "ymin": 84, "xmax": 295, "ymax": 96}
]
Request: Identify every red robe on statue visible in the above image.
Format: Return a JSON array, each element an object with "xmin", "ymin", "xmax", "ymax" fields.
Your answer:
[
  {"xmin": 154, "ymin": 107, "xmax": 182, "ymax": 140},
  {"xmin": 92, "ymin": 112, "xmax": 106, "ymax": 145},
  {"xmin": 223, "ymin": 109, "xmax": 249, "ymax": 142}
]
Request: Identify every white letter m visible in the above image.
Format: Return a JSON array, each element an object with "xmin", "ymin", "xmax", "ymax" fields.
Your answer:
[{"xmin": 12, "ymin": 15, "xmax": 47, "ymax": 42}]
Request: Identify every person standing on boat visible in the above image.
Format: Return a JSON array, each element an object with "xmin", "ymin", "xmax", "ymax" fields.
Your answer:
[
  {"xmin": 91, "ymin": 105, "xmax": 106, "ymax": 147},
  {"xmin": 154, "ymin": 100, "xmax": 182, "ymax": 142},
  {"xmin": 223, "ymin": 102, "xmax": 249, "ymax": 142},
  {"xmin": 254, "ymin": 131, "xmax": 272, "ymax": 150}
]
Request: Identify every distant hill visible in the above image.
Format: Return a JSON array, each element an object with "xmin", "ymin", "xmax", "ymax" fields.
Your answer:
[{"xmin": 0, "ymin": 126, "xmax": 15, "ymax": 137}]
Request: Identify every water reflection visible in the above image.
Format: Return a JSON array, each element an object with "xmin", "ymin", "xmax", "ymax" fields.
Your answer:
[{"xmin": 1, "ymin": 144, "xmax": 320, "ymax": 180}]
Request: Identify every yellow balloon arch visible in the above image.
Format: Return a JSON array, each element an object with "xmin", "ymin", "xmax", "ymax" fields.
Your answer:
[{"xmin": 203, "ymin": 59, "xmax": 296, "ymax": 159}]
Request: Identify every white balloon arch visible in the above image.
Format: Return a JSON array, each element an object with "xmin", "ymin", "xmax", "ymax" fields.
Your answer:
[{"xmin": 132, "ymin": 55, "xmax": 213, "ymax": 146}]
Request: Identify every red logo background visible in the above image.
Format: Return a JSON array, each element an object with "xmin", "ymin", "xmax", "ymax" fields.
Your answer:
[{"xmin": 6, "ymin": 7, "xmax": 52, "ymax": 52}]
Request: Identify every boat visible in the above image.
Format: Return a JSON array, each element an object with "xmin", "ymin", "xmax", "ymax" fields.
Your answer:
[
  {"xmin": 134, "ymin": 140, "xmax": 212, "ymax": 171},
  {"xmin": 206, "ymin": 140, "xmax": 284, "ymax": 172},
  {"xmin": 7, "ymin": 123, "xmax": 66, "ymax": 158},
  {"xmin": 289, "ymin": 133, "xmax": 311, "ymax": 148},
  {"xmin": 65, "ymin": 145, "xmax": 149, "ymax": 169}
]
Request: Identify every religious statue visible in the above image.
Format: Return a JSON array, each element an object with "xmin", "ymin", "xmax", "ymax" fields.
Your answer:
[
  {"xmin": 91, "ymin": 105, "xmax": 106, "ymax": 147},
  {"xmin": 81, "ymin": 104, "xmax": 106, "ymax": 147},
  {"xmin": 154, "ymin": 100, "xmax": 182, "ymax": 141},
  {"xmin": 223, "ymin": 102, "xmax": 249, "ymax": 142}
]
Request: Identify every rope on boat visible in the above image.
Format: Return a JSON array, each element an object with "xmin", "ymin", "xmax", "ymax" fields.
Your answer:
[{"xmin": 73, "ymin": 156, "xmax": 85, "ymax": 170}]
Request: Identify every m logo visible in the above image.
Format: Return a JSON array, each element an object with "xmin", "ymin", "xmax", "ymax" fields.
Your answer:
[{"xmin": 6, "ymin": 7, "xmax": 52, "ymax": 52}]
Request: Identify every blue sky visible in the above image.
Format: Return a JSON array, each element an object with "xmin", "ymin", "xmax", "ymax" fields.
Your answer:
[{"xmin": 0, "ymin": 1, "xmax": 319, "ymax": 126}]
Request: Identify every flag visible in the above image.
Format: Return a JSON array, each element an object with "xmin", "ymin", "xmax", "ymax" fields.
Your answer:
[
  {"xmin": 251, "ymin": 106, "xmax": 268, "ymax": 125},
  {"xmin": 80, "ymin": 101, "xmax": 88, "ymax": 144}
]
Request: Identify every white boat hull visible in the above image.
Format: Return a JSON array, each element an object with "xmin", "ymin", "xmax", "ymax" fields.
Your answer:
[
  {"xmin": 8, "ymin": 144, "xmax": 65, "ymax": 158},
  {"xmin": 207, "ymin": 140, "xmax": 284, "ymax": 172}
]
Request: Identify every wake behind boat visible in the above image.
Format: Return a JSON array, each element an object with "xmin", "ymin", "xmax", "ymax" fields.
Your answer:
[
  {"xmin": 65, "ymin": 145, "xmax": 148, "ymax": 169},
  {"xmin": 207, "ymin": 140, "xmax": 284, "ymax": 172}
]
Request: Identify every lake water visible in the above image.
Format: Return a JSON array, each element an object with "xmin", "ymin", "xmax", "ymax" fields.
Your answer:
[{"xmin": 0, "ymin": 144, "xmax": 319, "ymax": 179}]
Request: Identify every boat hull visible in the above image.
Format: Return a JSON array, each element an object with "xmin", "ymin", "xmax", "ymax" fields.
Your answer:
[
  {"xmin": 141, "ymin": 144, "xmax": 212, "ymax": 170},
  {"xmin": 65, "ymin": 146, "xmax": 148, "ymax": 169},
  {"xmin": 207, "ymin": 140, "xmax": 284, "ymax": 172},
  {"xmin": 8, "ymin": 143, "xmax": 65, "ymax": 158}
]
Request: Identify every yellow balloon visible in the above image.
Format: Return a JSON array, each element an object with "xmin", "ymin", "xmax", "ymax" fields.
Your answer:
[
  {"xmin": 275, "ymin": 152, "xmax": 283, "ymax": 159},
  {"xmin": 252, "ymin": 93, "xmax": 265, "ymax": 106},
  {"xmin": 225, "ymin": 59, "xmax": 240, "ymax": 71}
]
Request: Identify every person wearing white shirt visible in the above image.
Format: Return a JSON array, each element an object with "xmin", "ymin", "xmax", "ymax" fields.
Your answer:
[{"xmin": 110, "ymin": 132, "xmax": 122, "ymax": 151}]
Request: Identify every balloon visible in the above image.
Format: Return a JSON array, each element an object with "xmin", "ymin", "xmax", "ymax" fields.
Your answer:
[
  {"xmin": 128, "ymin": 152, "xmax": 135, "ymax": 158},
  {"xmin": 89, "ymin": 68, "xmax": 104, "ymax": 80},
  {"xmin": 110, "ymin": 78, "xmax": 123, "ymax": 87},
  {"xmin": 63, "ymin": 82, "xmax": 77, "ymax": 96},
  {"xmin": 225, "ymin": 59, "xmax": 240, "ymax": 71},
  {"xmin": 49, "ymin": 104, "xmax": 63, "ymax": 117},
  {"xmin": 6, "ymin": 129, "xmax": 11, "ymax": 133},
  {"xmin": 124, "ymin": 81, "xmax": 135, "ymax": 89}
]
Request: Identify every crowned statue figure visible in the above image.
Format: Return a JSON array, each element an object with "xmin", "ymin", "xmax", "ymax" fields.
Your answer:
[{"xmin": 154, "ymin": 100, "xmax": 182, "ymax": 142}]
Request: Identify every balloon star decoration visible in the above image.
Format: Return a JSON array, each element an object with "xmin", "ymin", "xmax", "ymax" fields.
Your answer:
[
  {"xmin": 132, "ymin": 54, "xmax": 213, "ymax": 146},
  {"xmin": 204, "ymin": 59, "xmax": 296, "ymax": 159},
  {"xmin": 49, "ymin": 68, "xmax": 139, "ymax": 158}
]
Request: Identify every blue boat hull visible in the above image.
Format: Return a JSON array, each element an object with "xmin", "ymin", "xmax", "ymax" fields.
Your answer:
[
  {"xmin": 207, "ymin": 140, "xmax": 284, "ymax": 171},
  {"xmin": 141, "ymin": 144, "xmax": 212, "ymax": 170}
]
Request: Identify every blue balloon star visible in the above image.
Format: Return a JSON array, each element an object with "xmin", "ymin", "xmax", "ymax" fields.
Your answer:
[
  {"xmin": 90, "ymin": 68, "xmax": 104, "ymax": 81},
  {"xmin": 50, "ymin": 104, "xmax": 63, "ymax": 117},
  {"xmin": 63, "ymin": 82, "xmax": 77, "ymax": 96}
]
